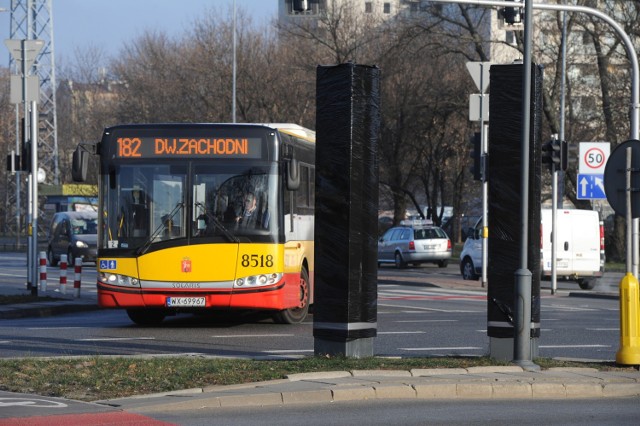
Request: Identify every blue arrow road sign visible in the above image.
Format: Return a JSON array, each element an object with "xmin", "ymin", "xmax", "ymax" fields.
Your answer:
[{"xmin": 577, "ymin": 174, "xmax": 606, "ymax": 200}]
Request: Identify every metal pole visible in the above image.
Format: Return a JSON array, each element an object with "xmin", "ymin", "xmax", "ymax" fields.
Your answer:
[
  {"xmin": 551, "ymin": 162, "xmax": 558, "ymax": 295},
  {"xmin": 31, "ymin": 100, "xmax": 39, "ymax": 294},
  {"xmin": 558, "ymin": 7, "xmax": 567, "ymax": 209},
  {"xmin": 513, "ymin": 0, "xmax": 536, "ymax": 368},
  {"xmin": 232, "ymin": 0, "xmax": 237, "ymax": 123},
  {"xmin": 22, "ymin": 39, "xmax": 34, "ymax": 294}
]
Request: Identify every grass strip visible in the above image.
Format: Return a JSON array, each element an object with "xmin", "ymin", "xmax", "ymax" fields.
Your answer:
[{"xmin": 0, "ymin": 356, "xmax": 631, "ymax": 402}]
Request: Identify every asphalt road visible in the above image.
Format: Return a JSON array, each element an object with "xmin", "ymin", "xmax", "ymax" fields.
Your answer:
[{"xmin": 0, "ymin": 257, "xmax": 622, "ymax": 361}]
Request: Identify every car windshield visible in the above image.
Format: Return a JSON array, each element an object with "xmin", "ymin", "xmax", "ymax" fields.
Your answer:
[
  {"xmin": 414, "ymin": 228, "xmax": 446, "ymax": 240},
  {"xmin": 71, "ymin": 218, "xmax": 98, "ymax": 235}
]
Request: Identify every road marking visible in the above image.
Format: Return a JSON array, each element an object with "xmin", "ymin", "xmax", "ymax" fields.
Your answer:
[
  {"xmin": 77, "ymin": 337, "xmax": 155, "ymax": 341},
  {"xmin": 0, "ymin": 397, "xmax": 67, "ymax": 408},
  {"xmin": 379, "ymin": 303, "xmax": 480, "ymax": 313},
  {"xmin": 400, "ymin": 346, "xmax": 483, "ymax": 351},
  {"xmin": 539, "ymin": 344, "xmax": 610, "ymax": 349},
  {"xmin": 586, "ymin": 328, "xmax": 619, "ymax": 331},
  {"xmin": 210, "ymin": 334, "xmax": 295, "ymax": 338},
  {"xmin": 378, "ymin": 331, "xmax": 426, "ymax": 334},
  {"xmin": 28, "ymin": 327, "xmax": 88, "ymax": 330}
]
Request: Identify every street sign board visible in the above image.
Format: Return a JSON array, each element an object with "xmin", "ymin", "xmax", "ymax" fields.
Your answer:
[
  {"xmin": 469, "ymin": 94, "xmax": 489, "ymax": 121},
  {"xmin": 603, "ymin": 140, "xmax": 640, "ymax": 218},
  {"xmin": 4, "ymin": 39, "xmax": 45, "ymax": 69},
  {"xmin": 579, "ymin": 142, "xmax": 610, "ymax": 175},
  {"xmin": 10, "ymin": 75, "xmax": 39, "ymax": 104},
  {"xmin": 577, "ymin": 174, "xmax": 606, "ymax": 200},
  {"xmin": 466, "ymin": 62, "xmax": 492, "ymax": 94}
]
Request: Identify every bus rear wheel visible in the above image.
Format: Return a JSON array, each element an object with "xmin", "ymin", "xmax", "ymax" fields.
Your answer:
[
  {"xmin": 273, "ymin": 268, "xmax": 310, "ymax": 324},
  {"xmin": 126, "ymin": 308, "xmax": 166, "ymax": 326}
]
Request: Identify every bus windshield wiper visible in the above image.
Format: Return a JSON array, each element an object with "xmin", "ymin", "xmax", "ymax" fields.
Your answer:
[
  {"xmin": 137, "ymin": 202, "xmax": 184, "ymax": 255},
  {"xmin": 195, "ymin": 202, "xmax": 239, "ymax": 243}
]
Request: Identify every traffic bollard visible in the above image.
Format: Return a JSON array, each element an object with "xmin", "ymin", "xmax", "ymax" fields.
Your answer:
[
  {"xmin": 616, "ymin": 273, "xmax": 640, "ymax": 365},
  {"xmin": 39, "ymin": 252, "xmax": 47, "ymax": 292},
  {"xmin": 73, "ymin": 257, "xmax": 82, "ymax": 298},
  {"xmin": 59, "ymin": 254, "xmax": 68, "ymax": 294}
]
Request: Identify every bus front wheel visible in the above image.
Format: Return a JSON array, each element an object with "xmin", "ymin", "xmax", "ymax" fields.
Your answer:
[
  {"xmin": 273, "ymin": 268, "xmax": 310, "ymax": 324},
  {"xmin": 126, "ymin": 308, "xmax": 166, "ymax": 326}
]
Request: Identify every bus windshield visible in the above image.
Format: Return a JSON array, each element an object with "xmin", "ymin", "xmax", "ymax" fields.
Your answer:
[{"xmin": 102, "ymin": 162, "xmax": 279, "ymax": 250}]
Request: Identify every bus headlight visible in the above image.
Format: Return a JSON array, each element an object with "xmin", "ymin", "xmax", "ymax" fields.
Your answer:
[
  {"xmin": 99, "ymin": 272, "xmax": 140, "ymax": 287},
  {"xmin": 75, "ymin": 240, "xmax": 89, "ymax": 248},
  {"xmin": 234, "ymin": 273, "xmax": 282, "ymax": 288}
]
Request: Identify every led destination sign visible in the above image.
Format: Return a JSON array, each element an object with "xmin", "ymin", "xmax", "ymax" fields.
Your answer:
[{"xmin": 115, "ymin": 136, "xmax": 262, "ymax": 159}]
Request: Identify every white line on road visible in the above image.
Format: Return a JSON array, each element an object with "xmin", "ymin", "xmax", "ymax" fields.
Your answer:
[
  {"xmin": 379, "ymin": 303, "xmax": 479, "ymax": 313},
  {"xmin": 77, "ymin": 337, "xmax": 156, "ymax": 341},
  {"xmin": 210, "ymin": 334, "xmax": 295, "ymax": 338},
  {"xmin": 400, "ymin": 346, "xmax": 483, "ymax": 351},
  {"xmin": 539, "ymin": 344, "xmax": 610, "ymax": 349}
]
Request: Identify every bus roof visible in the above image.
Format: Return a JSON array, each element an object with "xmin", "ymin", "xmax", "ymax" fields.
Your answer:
[{"xmin": 262, "ymin": 123, "xmax": 316, "ymax": 143}]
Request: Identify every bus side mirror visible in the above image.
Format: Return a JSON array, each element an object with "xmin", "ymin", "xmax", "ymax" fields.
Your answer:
[
  {"xmin": 286, "ymin": 158, "xmax": 300, "ymax": 191},
  {"xmin": 71, "ymin": 147, "xmax": 88, "ymax": 182}
]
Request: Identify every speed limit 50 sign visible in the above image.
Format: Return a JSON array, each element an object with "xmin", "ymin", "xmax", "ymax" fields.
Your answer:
[{"xmin": 579, "ymin": 142, "xmax": 610, "ymax": 174}]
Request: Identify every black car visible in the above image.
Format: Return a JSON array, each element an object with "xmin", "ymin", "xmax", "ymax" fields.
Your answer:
[{"xmin": 47, "ymin": 211, "xmax": 98, "ymax": 266}]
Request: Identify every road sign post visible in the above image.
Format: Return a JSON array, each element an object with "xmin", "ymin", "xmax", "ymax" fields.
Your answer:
[
  {"xmin": 5, "ymin": 39, "xmax": 44, "ymax": 296},
  {"xmin": 467, "ymin": 61, "xmax": 492, "ymax": 289}
]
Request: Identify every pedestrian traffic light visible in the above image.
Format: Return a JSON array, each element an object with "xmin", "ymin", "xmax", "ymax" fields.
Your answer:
[
  {"xmin": 542, "ymin": 136, "xmax": 561, "ymax": 172},
  {"xmin": 470, "ymin": 132, "xmax": 482, "ymax": 181},
  {"xmin": 501, "ymin": 0, "xmax": 523, "ymax": 25}
]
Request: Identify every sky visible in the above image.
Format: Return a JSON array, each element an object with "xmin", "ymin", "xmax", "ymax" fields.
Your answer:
[{"xmin": 1, "ymin": 0, "xmax": 278, "ymax": 68}]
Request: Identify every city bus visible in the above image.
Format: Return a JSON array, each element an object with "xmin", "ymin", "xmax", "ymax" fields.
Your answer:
[{"xmin": 72, "ymin": 123, "xmax": 315, "ymax": 325}]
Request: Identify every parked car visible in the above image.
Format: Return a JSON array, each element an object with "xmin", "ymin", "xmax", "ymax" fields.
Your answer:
[
  {"xmin": 378, "ymin": 221, "xmax": 452, "ymax": 268},
  {"xmin": 47, "ymin": 211, "xmax": 98, "ymax": 266},
  {"xmin": 459, "ymin": 218, "xmax": 483, "ymax": 280},
  {"xmin": 459, "ymin": 209, "xmax": 604, "ymax": 289}
]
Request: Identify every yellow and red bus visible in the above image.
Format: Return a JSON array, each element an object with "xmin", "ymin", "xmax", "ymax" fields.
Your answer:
[{"xmin": 72, "ymin": 123, "xmax": 315, "ymax": 325}]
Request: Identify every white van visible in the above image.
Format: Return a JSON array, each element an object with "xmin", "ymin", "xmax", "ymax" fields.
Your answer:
[
  {"xmin": 460, "ymin": 209, "xmax": 604, "ymax": 289},
  {"xmin": 540, "ymin": 209, "xmax": 605, "ymax": 289}
]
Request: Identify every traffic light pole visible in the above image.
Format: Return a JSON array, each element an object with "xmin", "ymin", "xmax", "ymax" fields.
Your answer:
[{"xmin": 481, "ymin": 122, "xmax": 488, "ymax": 288}]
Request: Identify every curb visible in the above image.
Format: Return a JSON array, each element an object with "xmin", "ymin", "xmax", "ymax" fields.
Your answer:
[
  {"xmin": 0, "ymin": 301, "xmax": 101, "ymax": 319},
  {"xmin": 98, "ymin": 367, "xmax": 640, "ymax": 412}
]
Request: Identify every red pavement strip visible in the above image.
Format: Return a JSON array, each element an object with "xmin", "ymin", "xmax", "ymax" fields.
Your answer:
[{"xmin": 0, "ymin": 412, "xmax": 175, "ymax": 426}]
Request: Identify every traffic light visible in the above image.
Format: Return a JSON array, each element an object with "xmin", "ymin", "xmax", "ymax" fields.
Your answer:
[
  {"xmin": 501, "ymin": 0, "xmax": 523, "ymax": 25},
  {"xmin": 561, "ymin": 140, "xmax": 578, "ymax": 171},
  {"xmin": 542, "ymin": 136, "xmax": 561, "ymax": 172},
  {"xmin": 293, "ymin": 0, "xmax": 310, "ymax": 12},
  {"xmin": 470, "ymin": 132, "xmax": 482, "ymax": 181}
]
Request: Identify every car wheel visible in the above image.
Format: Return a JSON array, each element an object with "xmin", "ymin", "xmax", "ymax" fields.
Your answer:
[
  {"xmin": 47, "ymin": 247, "xmax": 58, "ymax": 267},
  {"xmin": 461, "ymin": 257, "xmax": 479, "ymax": 280},
  {"xmin": 394, "ymin": 252, "xmax": 405, "ymax": 269},
  {"xmin": 577, "ymin": 278, "xmax": 596, "ymax": 290},
  {"xmin": 438, "ymin": 260, "xmax": 448, "ymax": 268}
]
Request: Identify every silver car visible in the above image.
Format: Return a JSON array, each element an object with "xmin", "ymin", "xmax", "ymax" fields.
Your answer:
[{"xmin": 378, "ymin": 223, "xmax": 452, "ymax": 268}]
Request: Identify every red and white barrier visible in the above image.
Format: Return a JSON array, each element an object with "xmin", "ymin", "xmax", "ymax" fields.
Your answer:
[
  {"xmin": 39, "ymin": 251, "xmax": 47, "ymax": 292},
  {"xmin": 73, "ymin": 257, "xmax": 82, "ymax": 298},
  {"xmin": 59, "ymin": 254, "xmax": 68, "ymax": 294}
]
